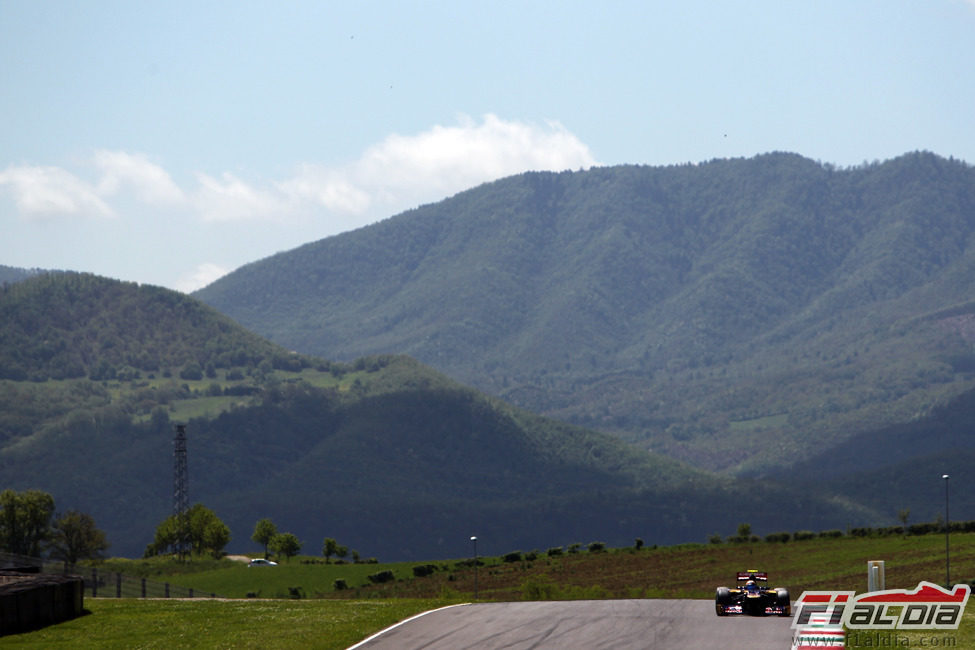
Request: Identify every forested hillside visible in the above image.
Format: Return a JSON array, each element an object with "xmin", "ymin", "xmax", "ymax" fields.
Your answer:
[
  {"xmin": 0, "ymin": 264, "xmax": 42, "ymax": 286},
  {"xmin": 0, "ymin": 273, "xmax": 876, "ymax": 559},
  {"xmin": 195, "ymin": 151, "xmax": 975, "ymax": 475},
  {"xmin": 0, "ymin": 272, "xmax": 312, "ymax": 383}
]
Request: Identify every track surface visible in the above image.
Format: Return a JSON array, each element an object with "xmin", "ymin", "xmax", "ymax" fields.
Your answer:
[{"xmin": 351, "ymin": 599, "xmax": 795, "ymax": 649}]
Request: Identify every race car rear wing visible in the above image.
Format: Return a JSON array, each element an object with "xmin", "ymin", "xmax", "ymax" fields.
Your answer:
[{"xmin": 737, "ymin": 571, "xmax": 768, "ymax": 582}]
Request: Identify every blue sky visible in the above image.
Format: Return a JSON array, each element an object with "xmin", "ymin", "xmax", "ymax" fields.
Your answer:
[{"xmin": 2, "ymin": 0, "xmax": 974, "ymax": 292}]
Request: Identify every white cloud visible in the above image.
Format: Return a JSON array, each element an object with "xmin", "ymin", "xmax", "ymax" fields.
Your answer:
[
  {"xmin": 1, "ymin": 117, "xmax": 596, "ymax": 290},
  {"xmin": 276, "ymin": 165, "xmax": 372, "ymax": 213},
  {"xmin": 362, "ymin": 114, "xmax": 594, "ymax": 190},
  {"xmin": 93, "ymin": 150, "xmax": 184, "ymax": 203},
  {"xmin": 192, "ymin": 172, "xmax": 287, "ymax": 222},
  {"xmin": 0, "ymin": 164, "xmax": 114, "ymax": 217},
  {"xmin": 1, "ymin": 116, "xmax": 595, "ymax": 229},
  {"xmin": 282, "ymin": 114, "xmax": 597, "ymax": 217},
  {"xmin": 0, "ymin": 151, "xmax": 182, "ymax": 220},
  {"xmin": 174, "ymin": 262, "xmax": 231, "ymax": 293}
]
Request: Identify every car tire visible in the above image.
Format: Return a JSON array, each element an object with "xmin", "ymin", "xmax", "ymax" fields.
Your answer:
[
  {"xmin": 715, "ymin": 587, "xmax": 731, "ymax": 616},
  {"xmin": 775, "ymin": 588, "xmax": 791, "ymax": 616}
]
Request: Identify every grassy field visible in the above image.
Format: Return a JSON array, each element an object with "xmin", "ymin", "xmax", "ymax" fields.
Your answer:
[
  {"xmin": 301, "ymin": 532, "xmax": 975, "ymax": 602},
  {"xmin": 121, "ymin": 366, "xmax": 360, "ymax": 422},
  {"xmin": 92, "ymin": 532, "xmax": 975, "ymax": 602},
  {"xmin": 6, "ymin": 532, "xmax": 974, "ymax": 647}
]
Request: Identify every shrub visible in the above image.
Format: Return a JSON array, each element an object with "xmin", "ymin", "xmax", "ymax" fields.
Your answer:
[
  {"xmin": 908, "ymin": 522, "xmax": 938, "ymax": 536},
  {"xmin": 521, "ymin": 576, "xmax": 558, "ymax": 600},
  {"xmin": 546, "ymin": 546, "xmax": 564, "ymax": 556},
  {"xmin": 765, "ymin": 532, "xmax": 791, "ymax": 543},
  {"xmin": 793, "ymin": 530, "xmax": 816, "ymax": 541},
  {"xmin": 588, "ymin": 541, "xmax": 606, "ymax": 553},
  {"xmin": 333, "ymin": 579, "xmax": 348, "ymax": 590},
  {"xmin": 412, "ymin": 564, "xmax": 437, "ymax": 577},
  {"xmin": 368, "ymin": 570, "xmax": 395, "ymax": 584},
  {"xmin": 503, "ymin": 551, "xmax": 523, "ymax": 563},
  {"xmin": 818, "ymin": 529, "xmax": 844, "ymax": 538}
]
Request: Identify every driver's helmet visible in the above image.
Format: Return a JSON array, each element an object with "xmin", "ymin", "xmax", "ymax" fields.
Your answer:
[{"xmin": 745, "ymin": 580, "xmax": 759, "ymax": 593}]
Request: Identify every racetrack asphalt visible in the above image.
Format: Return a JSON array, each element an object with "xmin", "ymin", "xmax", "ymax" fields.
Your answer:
[{"xmin": 349, "ymin": 599, "xmax": 795, "ymax": 649}]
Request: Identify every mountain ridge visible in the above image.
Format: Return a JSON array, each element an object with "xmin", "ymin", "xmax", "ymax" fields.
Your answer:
[{"xmin": 194, "ymin": 151, "xmax": 975, "ymax": 474}]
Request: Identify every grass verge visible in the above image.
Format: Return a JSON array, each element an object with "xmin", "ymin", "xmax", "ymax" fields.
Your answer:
[{"xmin": 0, "ymin": 598, "xmax": 454, "ymax": 649}]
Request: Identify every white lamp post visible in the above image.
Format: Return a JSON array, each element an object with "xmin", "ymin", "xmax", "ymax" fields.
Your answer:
[
  {"xmin": 943, "ymin": 474, "xmax": 950, "ymax": 588},
  {"xmin": 470, "ymin": 536, "xmax": 478, "ymax": 600}
]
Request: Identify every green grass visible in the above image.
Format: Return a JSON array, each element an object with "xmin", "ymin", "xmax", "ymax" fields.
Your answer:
[
  {"xmin": 0, "ymin": 598, "xmax": 453, "ymax": 649},
  {"xmin": 91, "ymin": 532, "xmax": 975, "ymax": 602},
  {"xmin": 91, "ymin": 556, "xmax": 449, "ymax": 599},
  {"xmin": 728, "ymin": 413, "xmax": 789, "ymax": 432},
  {"xmin": 163, "ymin": 560, "xmax": 428, "ymax": 599},
  {"xmin": 10, "ymin": 533, "xmax": 974, "ymax": 646},
  {"xmin": 120, "ymin": 367, "xmax": 368, "ymax": 422}
]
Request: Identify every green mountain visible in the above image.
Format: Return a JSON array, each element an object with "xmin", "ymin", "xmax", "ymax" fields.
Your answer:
[
  {"xmin": 194, "ymin": 151, "xmax": 975, "ymax": 476},
  {"xmin": 0, "ymin": 273, "xmax": 873, "ymax": 560}
]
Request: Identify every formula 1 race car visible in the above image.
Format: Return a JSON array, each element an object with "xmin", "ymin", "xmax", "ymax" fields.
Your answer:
[{"xmin": 715, "ymin": 570, "xmax": 791, "ymax": 617}]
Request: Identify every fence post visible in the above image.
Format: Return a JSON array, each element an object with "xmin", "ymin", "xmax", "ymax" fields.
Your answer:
[
  {"xmin": 141, "ymin": 578, "xmax": 147, "ymax": 598},
  {"xmin": 116, "ymin": 572, "xmax": 122, "ymax": 598},
  {"xmin": 189, "ymin": 588, "xmax": 194, "ymax": 598},
  {"xmin": 165, "ymin": 583, "xmax": 170, "ymax": 598},
  {"xmin": 91, "ymin": 568, "xmax": 97, "ymax": 597}
]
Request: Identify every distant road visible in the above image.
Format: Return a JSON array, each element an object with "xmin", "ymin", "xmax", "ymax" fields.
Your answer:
[{"xmin": 350, "ymin": 599, "xmax": 795, "ymax": 649}]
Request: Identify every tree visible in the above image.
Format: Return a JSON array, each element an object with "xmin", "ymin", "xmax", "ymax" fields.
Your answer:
[
  {"xmin": 734, "ymin": 522, "xmax": 752, "ymax": 542},
  {"xmin": 145, "ymin": 515, "xmax": 178, "ymax": 558},
  {"xmin": 270, "ymin": 533, "xmax": 301, "ymax": 562},
  {"xmin": 145, "ymin": 503, "xmax": 230, "ymax": 558},
  {"xmin": 49, "ymin": 510, "xmax": 109, "ymax": 564},
  {"xmin": 200, "ymin": 516, "xmax": 231, "ymax": 558},
  {"xmin": 0, "ymin": 489, "xmax": 55, "ymax": 556},
  {"xmin": 251, "ymin": 518, "xmax": 278, "ymax": 559},
  {"xmin": 322, "ymin": 537, "xmax": 339, "ymax": 564},
  {"xmin": 898, "ymin": 508, "xmax": 910, "ymax": 528}
]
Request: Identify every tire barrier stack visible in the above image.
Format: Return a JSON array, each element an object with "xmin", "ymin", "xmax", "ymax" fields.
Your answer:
[{"xmin": 0, "ymin": 572, "xmax": 84, "ymax": 636}]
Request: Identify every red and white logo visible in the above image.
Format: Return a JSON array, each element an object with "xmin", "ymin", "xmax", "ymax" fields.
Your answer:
[{"xmin": 792, "ymin": 582, "xmax": 970, "ymax": 630}]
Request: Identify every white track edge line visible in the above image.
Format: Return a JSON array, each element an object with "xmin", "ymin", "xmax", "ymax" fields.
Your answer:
[{"xmin": 345, "ymin": 603, "xmax": 472, "ymax": 649}]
